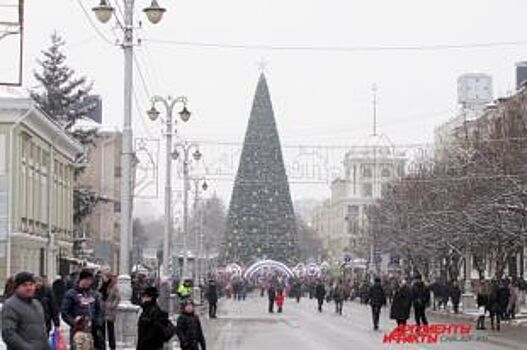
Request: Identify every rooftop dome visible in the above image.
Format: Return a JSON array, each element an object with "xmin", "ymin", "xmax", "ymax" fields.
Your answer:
[{"xmin": 346, "ymin": 133, "xmax": 396, "ymax": 158}]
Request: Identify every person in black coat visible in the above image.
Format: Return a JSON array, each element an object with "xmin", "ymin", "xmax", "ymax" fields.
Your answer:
[
  {"xmin": 35, "ymin": 276, "xmax": 60, "ymax": 333},
  {"xmin": 368, "ymin": 277, "xmax": 386, "ymax": 330},
  {"xmin": 449, "ymin": 281, "xmax": 462, "ymax": 314},
  {"xmin": 488, "ymin": 280, "xmax": 502, "ymax": 331},
  {"xmin": 488, "ymin": 279, "xmax": 509, "ymax": 331},
  {"xmin": 315, "ymin": 280, "xmax": 326, "ymax": 312},
  {"xmin": 267, "ymin": 285, "xmax": 276, "ymax": 313},
  {"xmin": 176, "ymin": 299, "xmax": 206, "ymax": 350},
  {"xmin": 390, "ymin": 280, "xmax": 412, "ymax": 326},
  {"xmin": 52, "ymin": 277, "xmax": 66, "ymax": 314},
  {"xmin": 411, "ymin": 275, "xmax": 430, "ymax": 326},
  {"xmin": 137, "ymin": 286, "xmax": 171, "ymax": 350},
  {"xmin": 476, "ymin": 282, "xmax": 489, "ymax": 330},
  {"xmin": 206, "ymin": 280, "xmax": 218, "ymax": 319},
  {"xmin": 497, "ymin": 280, "xmax": 510, "ymax": 321}
]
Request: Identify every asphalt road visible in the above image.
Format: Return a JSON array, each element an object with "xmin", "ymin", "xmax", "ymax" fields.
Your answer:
[{"xmin": 201, "ymin": 295, "xmax": 527, "ymax": 350}]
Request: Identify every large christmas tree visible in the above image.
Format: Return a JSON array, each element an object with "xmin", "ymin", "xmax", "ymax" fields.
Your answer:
[{"xmin": 222, "ymin": 73, "xmax": 298, "ymax": 265}]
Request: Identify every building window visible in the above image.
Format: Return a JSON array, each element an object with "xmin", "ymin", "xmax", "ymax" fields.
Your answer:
[
  {"xmin": 347, "ymin": 205, "xmax": 359, "ymax": 217},
  {"xmin": 115, "ymin": 166, "xmax": 122, "ymax": 178},
  {"xmin": 361, "ymin": 183, "xmax": 372, "ymax": 197},
  {"xmin": 114, "ymin": 201, "xmax": 121, "ymax": 213},
  {"xmin": 361, "ymin": 165, "xmax": 372, "ymax": 178},
  {"xmin": 381, "ymin": 182, "xmax": 390, "ymax": 195},
  {"xmin": 41, "ymin": 176, "xmax": 47, "ymax": 223}
]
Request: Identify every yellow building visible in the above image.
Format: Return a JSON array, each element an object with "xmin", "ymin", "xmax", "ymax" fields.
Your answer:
[{"xmin": 0, "ymin": 97, "xmax": 82, "ymax": 286}]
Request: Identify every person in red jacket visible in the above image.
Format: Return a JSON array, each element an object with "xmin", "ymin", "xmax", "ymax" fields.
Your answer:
[{"xmin": 276, "ymin": 288, "xmax": 285, "ymax": 313}]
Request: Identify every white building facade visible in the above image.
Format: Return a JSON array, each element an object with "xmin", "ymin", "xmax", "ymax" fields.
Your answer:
[
  {"xmin": 0, "ymin": 97, "xmax": 82, "ymax": 286},
  {"xmin": 312, "ymin": 134, "xmax": 406, "ymax": 262}
]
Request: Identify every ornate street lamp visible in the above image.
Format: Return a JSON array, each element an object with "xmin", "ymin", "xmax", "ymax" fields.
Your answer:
[
  {"xmin": 92, "ymin": 0, "xmax": 114, "ymax": 23},
  {"xmin": 143, "ymin": 0, "xmax": 166, "ymax": 24}
]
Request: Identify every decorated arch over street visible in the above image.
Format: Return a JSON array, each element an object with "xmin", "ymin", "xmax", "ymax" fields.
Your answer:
[{"xmin": 243, "ymin": 259, "xmax": 295, "ymax": 279}]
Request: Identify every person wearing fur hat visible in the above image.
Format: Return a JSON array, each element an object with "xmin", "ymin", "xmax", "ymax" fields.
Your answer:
[
  {"xmin": 1, "ymin": 272, "xmax": 50, "ymax": 350},
  {"xmin": 176, "ymin": 299, "xmax": 206, "ymax": 350},
  {"xmin": 137, "ymin": 286, "xmax": 173, "ymax": 350},
  {"xmin": 61, "ymin": 269, "xmax": 103, "ymax": 349}
]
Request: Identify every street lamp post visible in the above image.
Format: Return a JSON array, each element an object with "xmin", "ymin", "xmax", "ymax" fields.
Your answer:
[
  {"xmin": 191, "ymin": 177, "xmax": 208, "ymax": 281},
  {"xmin": 91, "ymin": 0, "xmax": 167, "ymax": 286},
  {"xmin": 91, "ymin": 1, "xmax": 167, "ymax": 346},
  {"xmin": 173, "ymin": 142, "xmax": 202, "ymax": 279},
  {"xmin": 147, "ymin": 96, "xmax": 190, "ymax": 280}
]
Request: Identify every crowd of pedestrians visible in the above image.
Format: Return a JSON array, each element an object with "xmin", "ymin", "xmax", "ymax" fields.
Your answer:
[
  {"xmin": 1, "ymin": 269, "xmax": 208, "ymax": 350},
  {"xmin": 206, "ymin": 271, "xmax": 526, "ymax": 334}
]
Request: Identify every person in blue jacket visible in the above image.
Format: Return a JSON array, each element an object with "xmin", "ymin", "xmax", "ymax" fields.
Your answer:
[{"xmin": 61, "ymin": 269, "xmax": 103, "ymax": 349}]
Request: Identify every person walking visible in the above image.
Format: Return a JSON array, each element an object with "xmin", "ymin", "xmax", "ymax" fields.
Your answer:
[
  {"xmin": 275, "ymin": 289, "xmax": 285, "ymax": 313},
  {"xmin": 1, "ymin": 272, "xmax": 49, "ymax": 350},
  {"xmin": 411, "ymin": 275, "xmax": 430, "ymax": 326},
  {"xmin": 100, "ymin": 272, "xmax": 120, "ymax": 350},
  {"xmin": 61, "ymin": 269, "xmax": 103, "ymax": 349},
  {"xmin": 449, "ymin": 280, "xmax": 462, "ymax": 314},
  {"xmin": 497, "ymin": 279, "xmax": 510, "ymax": 322},
  {"xmin": 390, "ymin": 280, "xmax": 412, "ymax": 326},
  {"xmin": 507, "ymin": 282, "xmax": 519, "ymax": 320},
  {"xmin": 137, "ymin": 286, "xmax": 174, "ymax": 350},
  {"xmin": 436, "ymin": 280, "xmax": 448, "ymax": 311},
  {"xmin": 476, "ymin": 282, "xmax": 489, "ymax": 330},
  {"xmin": 315, "ymin": 280, "xmax": 326, "ymax": 312},
  {"xmin": 291, "ymin": 279, "xmax": 301, "ymax": 303},
  {"xmin": 206, "ymin": 279, "xmax": 218, "ymax": 319},
  {"xmin": 176, "ymin": 299, "xmax": 206, "ymax": 350},
  {"xmin": 52, "ymin": 276, "xmax": 66, "ymax": 313},
  {"xmin": 368, "ymin": 277, "xmax": 386, "ymax": 330},
  {"xmin": 488, "ymin": 279, "xmax": 503, "ymax": 331},
  {"xmin": 384, "ymin": 280, "xmax": 394, "ymax": 305},
  {"xmin": 267, "ymin": 284, "xmax": 276, "ymax": 313},
  {"xmin": 333, "ymin": 280, "xmax": 345, "ymax": 315},
  {"xmin": 35, "ymin": 275, "xmax": 60, "ymax": 334}
]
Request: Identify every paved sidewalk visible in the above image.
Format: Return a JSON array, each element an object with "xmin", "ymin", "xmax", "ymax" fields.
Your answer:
[{"xmin": 429, "ymin": 306, "xmax": 527, "ymax": 327}]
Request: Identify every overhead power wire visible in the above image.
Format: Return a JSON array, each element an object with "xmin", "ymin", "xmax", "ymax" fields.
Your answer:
[
  {"xmin": 133, "ymin": 53, "xmax": 152, "ymax": 99},
  {"xmin": 132, "ymin": 85, "xmax": 154, "ymax": 139},
  {"xmin": 143, "ymin": 38, "xmax": 527, "ymax": 52}
]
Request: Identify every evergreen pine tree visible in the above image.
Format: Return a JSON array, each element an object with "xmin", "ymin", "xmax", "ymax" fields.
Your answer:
[
  {"xmin": 30, "ymin": 32, "xmax": 97, "ymax": 145},
  {"xmin": 30, "ymin": 32, "xmax": 104, "ymax": 231}
]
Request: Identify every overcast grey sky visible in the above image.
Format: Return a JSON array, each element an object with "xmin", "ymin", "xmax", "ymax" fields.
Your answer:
[{"xmin": 3, "ymin": 0, "xmax": 527, "ymax": 215}]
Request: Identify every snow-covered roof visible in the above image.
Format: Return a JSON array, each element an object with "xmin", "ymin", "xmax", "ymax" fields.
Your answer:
[{"xmin": 71, "ymin": 117, "xmax": 120, "ymax": 133}]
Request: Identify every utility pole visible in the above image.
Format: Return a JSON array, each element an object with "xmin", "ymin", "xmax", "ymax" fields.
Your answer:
[{"xmin": 118, "ymin": 0, "xmax": 134, "ymax": 278}]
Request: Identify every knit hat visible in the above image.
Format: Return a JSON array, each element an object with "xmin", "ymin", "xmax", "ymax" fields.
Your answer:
[
  {"xmin": 142, "ymin": 286, "xmax": 159, "ymax": 298},
  {"xmin": 14, "ymin": 272, "xmax": 35, "ymax": 288},
  {"xmin": 79, "ymin": 269, "xmax": 94, "ymax": 281}
]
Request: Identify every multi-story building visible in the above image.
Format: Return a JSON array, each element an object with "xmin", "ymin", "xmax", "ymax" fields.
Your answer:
[
  {"xmin": 435, "ymin": 73, "xmax": 493, "ymax": 159},
  {"xmin": 77, "ymin": 131, "xmax": 122, "ymax": 271},
  {"xmin": 312, "ymin": 134, "xmax": 406, "ymax": 262},
  {"xmin": 0, "ymin": 97, "xmax": 82, "ymax": 286}
]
